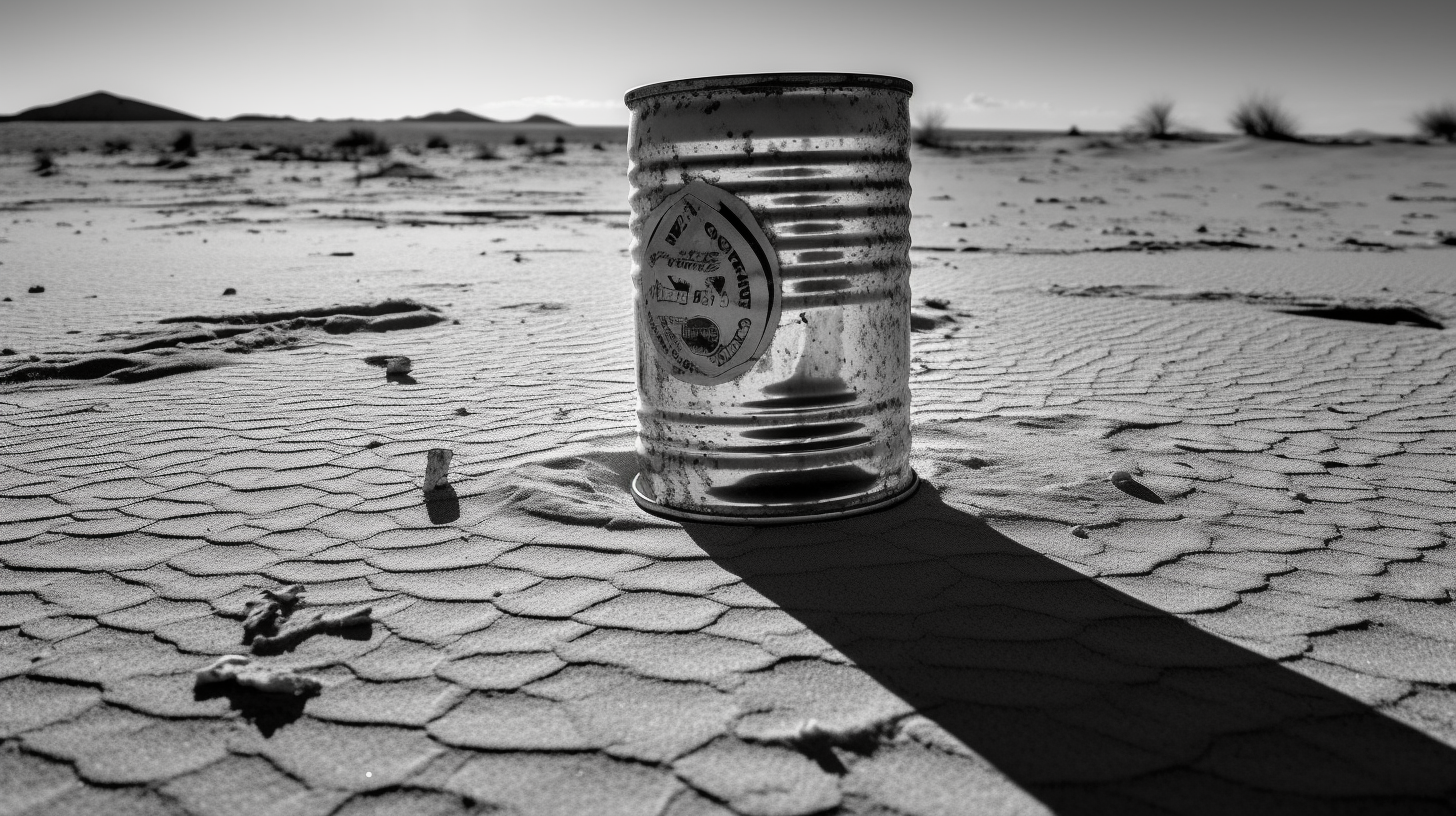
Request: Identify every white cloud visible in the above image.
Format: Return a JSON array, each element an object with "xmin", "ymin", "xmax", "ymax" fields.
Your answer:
[
  {"xmin": 963, "ymin": 93, "xmax": 1051, "ymax": 113},
  {"xmin": 479, "ymin": 96, "xmax": 618, "ymax": 110}
]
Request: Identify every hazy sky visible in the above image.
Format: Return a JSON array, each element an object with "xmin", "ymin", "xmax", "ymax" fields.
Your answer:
[{"xmin": 2, "ymin": 0, "xmax": 1452, "ymax": 134}]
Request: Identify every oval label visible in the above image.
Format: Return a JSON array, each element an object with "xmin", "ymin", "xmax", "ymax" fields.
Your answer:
[{"xmin": 641, "ymin": 180, "xmax": 780, "ymax": 386}]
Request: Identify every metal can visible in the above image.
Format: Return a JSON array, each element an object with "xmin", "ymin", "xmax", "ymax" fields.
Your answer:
[{"xmin": 626, "ymin": 73, "xmax": 917, "ymax": 524}]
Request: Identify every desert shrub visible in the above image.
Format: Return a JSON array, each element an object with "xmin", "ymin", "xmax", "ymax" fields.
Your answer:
[
  {"xmin": 512, "ymin": 134, "xmax": 528, "ymax": 146},
  {"xmin": 334, "ymin": 128, "xmax": 390, "ymax": 158},
  {"xmin": 1229, "ymin": 94, "xmax": 1300, "ymax": 141},
  {"xmin": 1132, "ymin": 99, "xmax": 1176, "ymax": 139},
  {"xmin": 913, "ymin": 107, "xmax": 950, "ymax": 148},
  {"xmin": 474, "ymin": 143, "xmax": 501, "ymax": 160},
  {"xmin": 171, "ymin": 130, "xmax": 197, "ymax": 157},
  {"xmin": 1412, "ymin": 103, "xmax": 1456, "ymax": 142},
  {"xmin": 426, "ymin": 134, "xmax": 450, "ymax": 149},
  {"xmin": 529, "ymin": 142, "xmax": 566, "ymax": 158},
  {"xmin": 101, "ymin": 138, "xmax": 132, "ymax": 155},
  {"xmin": 32, "ymin": 150, "xmax": 57, "ymax": 176}
]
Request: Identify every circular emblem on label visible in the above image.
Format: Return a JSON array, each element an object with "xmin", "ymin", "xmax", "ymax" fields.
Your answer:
[
  {"xmin": 639, "ymin": 180, "xmax": 781, "ymax": 386},
  {"xmin": 681, "ymin": 316, "xmax": 720, "ymax": 355}
]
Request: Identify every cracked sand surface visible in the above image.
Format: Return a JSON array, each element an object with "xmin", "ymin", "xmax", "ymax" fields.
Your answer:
[{"xmin": 2, "ymin": 136, "xmax": 1456, "ymax": 814}]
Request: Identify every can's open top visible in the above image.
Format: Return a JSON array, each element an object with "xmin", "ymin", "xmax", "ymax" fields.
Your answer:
[{"xmin": 624, "ymin": 72, "xmax": 913, "ymax": 106}]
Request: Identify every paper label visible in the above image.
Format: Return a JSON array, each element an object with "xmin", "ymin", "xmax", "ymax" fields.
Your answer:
[{"xmin": 640, "ymin": 180, "xmax": 780, "ymax": 386}]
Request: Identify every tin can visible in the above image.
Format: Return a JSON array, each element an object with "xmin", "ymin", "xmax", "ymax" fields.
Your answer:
[{"xmin": 626, "ymin": 73, "xmax": 917, "ymax": 524}]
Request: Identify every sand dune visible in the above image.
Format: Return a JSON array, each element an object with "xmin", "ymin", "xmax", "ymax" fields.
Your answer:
[{"xmin": 1, "ymin": 130, "xmax": 1455, "ymax": 813}]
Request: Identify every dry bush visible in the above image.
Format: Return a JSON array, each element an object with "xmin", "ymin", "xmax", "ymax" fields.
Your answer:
[
  {"xmin": 171, "ymin": 130, "xmax": 197, "ymax": 157},
  {"xmin": 1132, "ymin": 99, "xmax": 1176, "ymax": 139},
  {"xmin": 1229, "ymin": 94, "xmax": 1300, "ymax": 141},
  {"xmin": 101, "ymin": 138, "xmax": 131, "ymax": 155},
  {"xmin": 32, "ymin": 150, "xmax": 57, "ymax": 176},
  {"xmin": 334, "ymin": 128, "xmax": 390, "ymax": 158},
  {"xmin": 473, "ymin": 143, "xmax": 501, "ymax": 160},
  {"xmin": 426, "ymin": 134, "xmax": 450, "ymax": 149},
  {"xmin": 914, "ymin": 107, "xmax": 950, "ymax": 148},
  {"xmin": 1412, "ymin": 103, "xmax": 1456, "ymax": 142}
]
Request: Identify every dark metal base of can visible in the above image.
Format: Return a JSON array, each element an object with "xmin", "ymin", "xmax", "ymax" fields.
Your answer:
[{"xmin": 631, "ymin": 471, "xmax": 919, "ymax": 526}]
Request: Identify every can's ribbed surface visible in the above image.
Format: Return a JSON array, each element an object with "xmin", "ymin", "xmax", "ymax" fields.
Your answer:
[{"xmin": 627, "ymin": 73, "xmax": 916, "ymax": 522}]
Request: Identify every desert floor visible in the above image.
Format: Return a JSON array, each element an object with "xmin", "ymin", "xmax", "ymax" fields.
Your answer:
[{"xmin": 2, "ymin": 129, "xmax": 1456, "ymax": 815}]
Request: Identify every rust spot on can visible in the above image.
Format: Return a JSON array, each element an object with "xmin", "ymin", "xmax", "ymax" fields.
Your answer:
[{"xmin": 626, "ymin": 73, "xmax": 917, "ymax": 524}]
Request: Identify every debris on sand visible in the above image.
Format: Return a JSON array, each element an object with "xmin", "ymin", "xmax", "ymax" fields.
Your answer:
[
  {"xmin": 424, "ymin": 448, "xmax": 452, "ymax": 492},
  {"xmin": 234, "ymin": 584, "xmax": 373, "ymax": 655},
  {"xmin": 242, "ymin": 584, "xmax": 305, "ymax": 645},
  {"xmin": 195, "ymin": 655, "xmax": 321, "ymax": 697},
  {"xmin": 250, "ymin": 607, "xmax": 373, "ymax": 655}
]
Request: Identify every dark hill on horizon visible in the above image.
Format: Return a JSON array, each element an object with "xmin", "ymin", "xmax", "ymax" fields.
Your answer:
[
  {"xmin": 230, "ymin": 114, "xmax": 298, "ymax": 122},
  {"xmin": 1, "ymin": 91, "xmax": 200, "ymax": 122},
  {"xmin": 518, "ymin": 114, "xmax": 571, "ymax": 126},
  {"xmin": 403, "ymin": 109, "xmax": 498, "ymax": 124}
]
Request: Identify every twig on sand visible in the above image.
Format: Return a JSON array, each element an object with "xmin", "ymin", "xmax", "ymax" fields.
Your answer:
[
  {"xmin": 241, "ymin": 584, "xmax": 305, "ymax": 645},
  {"xmin": 250, "ymin": 606, "xmax": 373, "ymax": 655},
  {"xmin": 195, "ymin": 655, "xmax": 321, "ymax": 697},
  {"xmin": 238, "ymin": 583, "xmax": 373, "ymax": 655}
]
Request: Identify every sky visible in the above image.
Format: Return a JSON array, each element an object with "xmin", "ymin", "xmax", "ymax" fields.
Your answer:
[{"xmin": 2, "ymin": 0, "xmax": 1453, "ymax": 134}]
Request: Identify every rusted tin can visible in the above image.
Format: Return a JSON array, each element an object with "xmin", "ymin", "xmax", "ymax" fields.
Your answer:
[{"xmin": 626, "ymin": 73, "xmax": 917, "ymax": 524}]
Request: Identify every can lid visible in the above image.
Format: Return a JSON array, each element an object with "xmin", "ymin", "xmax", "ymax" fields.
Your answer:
[{"xmin": 624, "ymin": 72, "xmax": 913, "ymax": 106}]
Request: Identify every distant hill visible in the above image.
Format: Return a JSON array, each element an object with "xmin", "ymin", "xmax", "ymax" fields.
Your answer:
[
  {"xmin": 517, "ymin": 114, "xmax": 571, "ymax": 126},
  {"xmin": 230, "ymin": 114, "xmax": 298, "ymax": 122},
  {"xmin": 403, "ymin": 109, "xmax": 498, "ymax": 124},
  {"xmin": 0, "ymin": 91, "xmax": 200, "ymax": 122}
]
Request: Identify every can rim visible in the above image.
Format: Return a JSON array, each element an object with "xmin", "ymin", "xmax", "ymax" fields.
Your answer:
[{"xmin": 624, "ymin": 72, "xmax": 913, "ymax": 107}]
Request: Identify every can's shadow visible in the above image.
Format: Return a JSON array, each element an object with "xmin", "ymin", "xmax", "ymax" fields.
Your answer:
[
  {"xmin": 683, "ymin": 485, "xmax": 1456, "ymax": 812},
  {"xmin": 425, "ymin": 484, "xmax": 460, "ymax": 524}
]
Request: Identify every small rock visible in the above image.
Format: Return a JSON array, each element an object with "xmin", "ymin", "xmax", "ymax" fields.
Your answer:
[
  {"xmin": 424, "ymin": 448, "xmax": 452, "ymax": 492},
  {"xmin": 0, "ymin": 348, "xmax": 13, "ymax": 356},
  {"xmin": 1111, "ymin": 470, "xmax": 1165, "ymax": 504},
  {"xmin": 1071, "ymin": 525, "xmax": 1090, "ymax": 539},
  {"xmin": 454, "ymin": 407, "xmax": 470, "ymax": 416},
  {"xmin": 222, "ymin": 287, "xmax": 237, "ymax": 296},
  {"xmin": 922, "ymin": 297, "xmax": 951, "ymax": 310},
  {"xmin": 365, "ymin": 440, "xmax": 383, "ymax": 449},
  {"xmin": 27, "ymin": 285, "xmax": 45, "ymax": 294},
  {"xmin": 385, "ymin": 357, "xmax": 412, "ymax": 375},
  {"xmin": 1195, "ymin": 225, "xmax": 1208, "ymax": 234}
]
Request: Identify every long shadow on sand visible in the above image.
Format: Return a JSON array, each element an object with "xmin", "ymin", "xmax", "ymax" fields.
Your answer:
[{"xmin": 684, "ymin": 485, "xmax": 1456, "ymax": 815}]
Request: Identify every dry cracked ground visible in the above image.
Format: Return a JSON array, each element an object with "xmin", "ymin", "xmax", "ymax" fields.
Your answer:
[{"xmin": 2, "ymin": 134, "xmax": 1456, "ymax": 815}]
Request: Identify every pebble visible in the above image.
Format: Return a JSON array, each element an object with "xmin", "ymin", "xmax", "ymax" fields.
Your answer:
[
  {"xmin": 424, "ymin": 448, "xmax": 452, "ymax": 492},
  {"xmin": 386, "ymin": 357, "xmax": 412, "ymax": 376}
]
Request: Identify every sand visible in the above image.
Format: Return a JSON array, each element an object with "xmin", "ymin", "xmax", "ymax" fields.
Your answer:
[{"xmin": 1, "ymin": 129, "xmax": 1456, "ymax": 814}]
